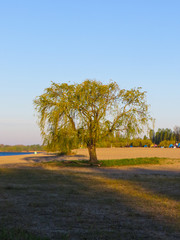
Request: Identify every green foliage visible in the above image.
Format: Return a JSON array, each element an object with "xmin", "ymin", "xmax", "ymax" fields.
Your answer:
[
  {"xmin": 153, "ymin": 128, "xmax": 175, "ymax": 145},
  {"xmin": 34, "ymin": 80, "xmax": 150, "ymax": 161},
  {"xmin": 149, "ymin": 129, "xmax": 155, "ymax": 143},
  {"xmin": 174, "ymin": 126, "xmax": 180, "ymax": 142},
  {"xmin": 99, "ymin": 157, "xmax": 162, "ymax": 167},
  {"xmin": 130, "ymin": 138, "xmax": 152, "ymax": 147},
  {"xmin": 96, "ymin": 137, "xmax": 153, "ymax": 148},
  {"xmin": 96, "ymin": 135, "xmax": 129, "ymax": 148},
  {"xmin": 43, "ymin": 126, "xmax": 78, "ymax": 154},
  {"xmin": 0, "ymin": 144, "xmax": 43, "ymax": 152},
  {"xmin": 149, "ymin": 127, "xmax": 180, "ymax": 145},
  {"xmin": 159, "ymin": 140, "xmax": 176, "ymax": 148}
]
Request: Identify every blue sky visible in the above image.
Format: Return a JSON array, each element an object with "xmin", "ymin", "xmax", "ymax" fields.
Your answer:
[{"xmin": 0, "ymin": 0, "xmax": 179, "ymax": 145}]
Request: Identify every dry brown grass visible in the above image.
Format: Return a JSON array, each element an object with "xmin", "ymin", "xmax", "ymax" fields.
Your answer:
[
  {"xmin": 0, "ymin": 166, "xmax": 179, "ymax": 239},
  {"xmin": 0, "ymin": 148, "xmax": 179, "ymax": 239}
]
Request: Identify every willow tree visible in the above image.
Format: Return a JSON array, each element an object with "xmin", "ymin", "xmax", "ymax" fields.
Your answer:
[{"xmin": 34, "ymin": 80, "xmax": 150, "ymax": 164}]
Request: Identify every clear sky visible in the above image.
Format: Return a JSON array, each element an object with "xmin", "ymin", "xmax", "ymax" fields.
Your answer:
[{"xmin": 0, "ymin": 0, "xmax": 179, "ymax": 145}]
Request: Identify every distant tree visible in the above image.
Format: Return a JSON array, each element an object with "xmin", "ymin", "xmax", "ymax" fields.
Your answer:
[
  {"xmin": 154, "ymin": 128, "xmax": 175, "ymax": 145},
  {"xmin": 174, "ymin": 126, "xmax": 180, "ymax": 142},
  {"xmin": 34, "ymin": 80, "xmax": 151, "ymax": 164},
  {"xmin": 149, "ymin": 129, "xmax": 155, "ymax": 143}
]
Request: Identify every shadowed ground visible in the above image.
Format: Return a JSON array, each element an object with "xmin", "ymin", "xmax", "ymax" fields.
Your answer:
[
  {"xmin": 0, "ymin": 163, "xmax": 179, "ymax": 240},
  {"xmin": 0, "ymin": 148, "xmax": 179, "ymax": 239}
]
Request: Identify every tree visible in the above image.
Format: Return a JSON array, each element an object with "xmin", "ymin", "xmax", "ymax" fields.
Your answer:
[
  {"xmin": 154, "ymin": 128, "xmax": 175, "ymax": 144},
  {"xmin": 174, "ymin": 126, "xmax": 180, "ymax": 142},
  {"xmin": 149, "ymin": 129, "xmax": 155, "ymax": 143},
  {"xmin": 34, "ymin": 80, "xmax": 150, "ymax": 164}
]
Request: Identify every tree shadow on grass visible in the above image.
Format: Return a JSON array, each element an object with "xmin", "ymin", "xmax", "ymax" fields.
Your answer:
[
  {"xmin": 22, "ymin": 154, "xmax": 88, "ymax": 163},
  {"xmin": 0, "ymin": 167, "xmax": 179, "ymax": 240},
  {"xmin": 93, "ymin": 167, "xmax": 180, "ymax": 201}
]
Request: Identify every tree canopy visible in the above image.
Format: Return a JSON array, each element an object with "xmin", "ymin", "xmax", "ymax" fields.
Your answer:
[
  {"xmin": 149, "ymin": 126, "xmax": 180, "ymax": 145},
  {"xmin": 34, "ymin": 80, "xmax": 150, "ymax": 163}
]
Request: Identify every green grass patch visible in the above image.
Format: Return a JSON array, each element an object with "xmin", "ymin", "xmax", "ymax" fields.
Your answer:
[
  {"xmin": 99, "ymin": 157, "xmax": 163, "ymax": 167},
  {"xmin": 39, "ymin": 157, "xmax": 165, "ymax": 168},
  {"xmin": 0, "ymin": 227, "xmax": 49, "ymax": 240}
]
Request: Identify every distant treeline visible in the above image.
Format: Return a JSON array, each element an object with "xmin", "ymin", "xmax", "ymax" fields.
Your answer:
[
  {"xmin": 1, "ymin": 126, "xmax": 180, "ymax": 153},
  {"xmin": 149, "ymin": 126, "xmax": 180, "ymax": 145},
  {"xmin": 43, "ymin": 126, "xmax": 180, "ymax": 153},
  {"xmin": 92, "ymin": 126, "xmax": 180, "ymax": 148},
  {"xmin": 0, "ymin": 144, "xmax": 44, "ymax": 152},
  {"xmin": 96, "ymin": 136, "xmax": 152, "ymax": 148}
]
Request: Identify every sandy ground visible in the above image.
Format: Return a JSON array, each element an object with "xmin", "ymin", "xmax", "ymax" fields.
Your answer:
[
  {"xmin": 0, "ymin": 148, "xmax": 180, "ymax": 171},
  {"xmin": 0, "ymin": 153, "xmax": 47, "ymax": 166},
  {"xmin": 74, "ymin": 147, "xmax": 180, "ymax": 160}
]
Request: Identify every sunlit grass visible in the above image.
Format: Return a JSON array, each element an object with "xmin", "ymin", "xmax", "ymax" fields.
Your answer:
[
  {"xmin": 37, "ymin": 157, "xmax": 166, "ymax": 168},
  {"xmin": 99, "ymin": 157, "xmax": 163, "ymax": 166},
  {"xmin": 86, "ymin": 175, "xmax": 180, "ymax": 225}
]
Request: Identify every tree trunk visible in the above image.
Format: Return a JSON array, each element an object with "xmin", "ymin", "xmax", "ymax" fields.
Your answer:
[{"xmin": 87, "ymin": 144, "xmax": 98, "ymax": 164}]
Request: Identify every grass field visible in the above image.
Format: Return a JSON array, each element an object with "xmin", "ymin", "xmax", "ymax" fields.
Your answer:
[
  {"xmin": 0, "ymin": 155, "xmax": 179, "ymax": 239},
  {"xmin": 38, "ymin": 157, "xmax": 164, "ymax": 168}
]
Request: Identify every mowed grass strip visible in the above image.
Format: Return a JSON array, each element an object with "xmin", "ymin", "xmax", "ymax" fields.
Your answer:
[
  {"xmin": 38, "ymin": 157, "xmax": 165, "ymax": 168},
  {"xmin": 99, "ymin": 157, "xmax": 163, "ymax": 167}
]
